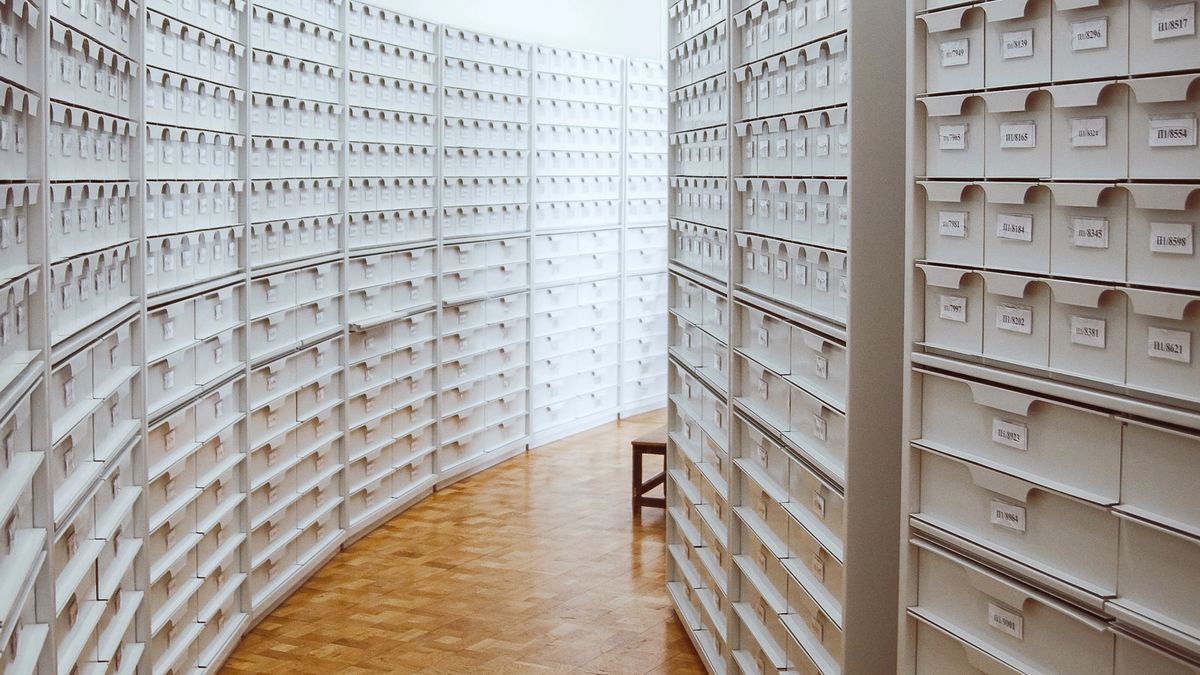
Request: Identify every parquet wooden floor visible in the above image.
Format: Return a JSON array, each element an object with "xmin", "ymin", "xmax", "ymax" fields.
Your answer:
[{"xmin": 221, "ymin": 410, "xmax": 707, "ymax": 675}]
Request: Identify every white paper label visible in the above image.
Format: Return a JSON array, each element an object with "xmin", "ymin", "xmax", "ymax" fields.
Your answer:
[
  {"xmin": 988, "ymin": 603, "xmax": 1024, "ymax": 640},
  {"xmin": 1148, "ymin": 327, "xmax": 1192, "ymax": 364},
  {"xmin": 940, "ymin": 39, "xmax": 970, "ymax": 67},
  {"xmin": 1000, "ymin": 121, "xmax": 1037, "ymax": 149},
  {"xmin": 990, "ymin": 499, "xmax": 1027, "ymax": 532},
  {"xmin": 997, "ymin": 213, "xmax": 1034, "ymax": 242},
  {"xmin": 992, "ymin": 417, "xmax": 1028, "ymax": 451},
  {"xmin": 1149, "ymin": 115, "xmax": 1197, "ymax": 147},
  {"xmin": 1150, "ymin": 221, "xmax": 1195, "ymax": 255},
  {"xmin": 1071, "ymin": 116, "xmax": 1108, "ymax": 147},
  {"xmin": 939, "ymin": 210, "xmax": 967, "ymax": 238},
  {"xmin": 997, "ymin": 303, "xmax": 1033, "ymax": 335},
  {"xmin": 1072, "ymin": 217, "xmax": 1109, "ymax": 249},
  {"xmin": 1151, "ymin": 3, "xmax": 1196, "ymax": 41},
  {"xmin": 1001, "ymin": 29, "xmax": 1034, "ymax": 60},
  {"xmin": 938, "ymin": 124, "xmax": 967, "ymax": 151},
  {"xmin": 1067, "ymin": 315, "xmax": 1108, "ymax": 349},
  {"xmin": 939, "ymin": 294, "xmax": 968, "ymax": 323},
  {"xmin": 1071, "ymin": 17, "xmax": 1109, "ymax": 51}
]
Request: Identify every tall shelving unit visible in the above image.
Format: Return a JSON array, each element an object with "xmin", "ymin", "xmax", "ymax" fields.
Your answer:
[
  {"xmin": 0, "ymin": 1, "xmax": 670, "ymax": 672},
  {"xmin": 903, "ymin": 1, "xmax": 1200, "ymax": 673},
  {"xmin": 664, "ymin": 0, "xmax": 906, "ymax": 672}
]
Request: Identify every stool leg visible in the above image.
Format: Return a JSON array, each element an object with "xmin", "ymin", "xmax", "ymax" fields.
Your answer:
[{"xmin": 632, "ymin": 446, "xmax": 642, "ymax": 512}]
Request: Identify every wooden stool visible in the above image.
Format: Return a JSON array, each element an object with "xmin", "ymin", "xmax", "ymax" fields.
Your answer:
[{"xmin": 632, "ymin": 428, "xmax": 668, "ymax": 511}]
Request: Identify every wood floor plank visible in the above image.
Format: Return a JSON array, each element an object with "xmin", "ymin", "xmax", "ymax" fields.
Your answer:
[{"xmin": 221, "ymin": 410, "xmax": 705, "ymax": 674}]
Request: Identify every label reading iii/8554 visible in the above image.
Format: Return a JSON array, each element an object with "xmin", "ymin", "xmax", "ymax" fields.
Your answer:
[{"xmin": 1150, "ymin": 114, "xmax": 1198, "ymax": 147}]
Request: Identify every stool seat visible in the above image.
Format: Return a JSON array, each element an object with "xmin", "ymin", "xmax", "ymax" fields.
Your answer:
[{"xmin": 632, "ymin": 427, "xmax": 668, "ymax": 511}]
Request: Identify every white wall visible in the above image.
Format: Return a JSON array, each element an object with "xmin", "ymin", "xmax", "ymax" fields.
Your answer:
[{"xmin": 377, "ymin": 0, "xmax": 667, "ymax": 61}]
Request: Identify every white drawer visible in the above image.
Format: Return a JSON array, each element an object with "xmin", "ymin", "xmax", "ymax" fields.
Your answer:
[
  {"xmin": 488, "ymin": 366, "xmax": 527, "ymax": 401},
  {"xmin": 917, "ymin": 6, "xmax": 985, "ymax": 95},
  {"xmin": 467, "ymin": 290, "xmax": 517, "ymax": 325},
  {"xmin": 349, "ymin": 324, "xmax": 391, "ymax": 362},
  {"xmin": 919, "ymin": 369, "xmax": 1121, "ymax": 502},
  {"xmin": 249, "ymin": 393, "xmax": 297, "ymax": 449},
  {"xmin": 147, "ymin": 407, "xmax": 198, "ymax": 480},
  {"xmin": 296, "ymin": 262, "xmax": 340, "ymax": 303},
  {"xmin": 250, "ymin": 432, "xmax": 297, "ymax": 486},
  {"xmin": 249, "ymin": 272, "xmax": 296, "ymax": 319},
  {"xmin": 249, "ymin": 309, "xmax": 298, "ymax": 360},
  {"xmin": 391, "ymin": 339, "xmax": 437, "ymax": 377},
  {"xmin": 147, "ymin": 299, "xmax": 197, "ymax": 362},
  {"xmin": 1112, "ymin": 517, "xmax": 1200, "ymax": 649},
  {"xmin": 911, "ymin": 541, "xmax": 1113, "ymax": 674},
  {"xmin": 347, "ymin": 383, "xmax": 393, "ymax": 428},
  {"xmin": 442, "ymin": 300, "xmax": 486, "ymax": 333},
  {"xmin": 348, "ymin": 254, "xmax": 393, "ymax": 291},
  {"xmin": 487, "ymin": 237, "xmax": 529, "ymax": 265},
  {"xmin": 916, "ymin": 446, "xmax": 1119, "ymax": 599}
]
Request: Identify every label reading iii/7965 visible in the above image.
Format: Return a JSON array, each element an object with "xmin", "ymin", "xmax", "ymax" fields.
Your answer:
[{"xmin": 939, "ymin": 124, "xmax": 967, "ymax": 151}]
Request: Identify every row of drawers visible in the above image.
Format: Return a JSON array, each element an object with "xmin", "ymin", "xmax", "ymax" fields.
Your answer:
[
  {"xmin": 536, "ymin": 47, "xmax": 628, "ymax": 81},
  {"xmin": 920, "ymin": 77, "xmax": 1200, "ymax": 181},
  {"xmin": 737, "ymin": 232, "xmax": 849, "ymax": 324},
  {"xmin": 246, "ymin": 218, "xmax": 340, "ymax": 269},
  {"xmin": 348, "ymin": 208, "xmax": 436, "ymax": 251},
  {"xmin": 145, "ymin": 11, "xmax": 246, "ymax": 91},
  {"xmin": 46, "ymin": 103, "xmax": 136, "ymax": 182},
  {"xmin": 672, "ymin": 221, "xmax": 730, "ymax": 284},
  {"xmin": 144, "ymin": 226, "xmax": 241, "ymax": 297},
  {"xmin": 349, "ymin": 109, "xmax": 436, "ymax": 146},
  {"xmin": 441, "ymin": 205, "xmax": 529, "ymax": 239},
  {"xmin": 442, "ymin": 57, "xmax": 529, "ymax": 98},
  {"xmin": 532, "ymin": 73, "xmax": 625, "ymax": 106},
  {"xmin": 346, "ymin": 72, "xmax": 436, "ymax": 116},
  {"xmin": 909, "ymin": 539, "xmax": 1200, "ymax": 675},
  {"xmin": 346, "ymin": 1, "xmax": 434, "ymax": 51},
  {"xmin": 251, "ymin": 49, "xmax": 340, "ymax": 104},
  {"xmin": 48, "ymin": 241, "xmax": 136, "ymax": 341},
  {"xmin": 672, "ymin": 178, "xmax": 730, "ymax": 230},
  {"xmin": 737, "ymin": 178, "xmax": 848, "ymax": 249},
  {"xmin": 917, "ymin": 0, "xmax": 1200, "ymax": 94},
  {"xmin": 146, "ymin": 0, "xmax": 242, "ymax": 43},
  {"xmin": 733, "ymin": 35, "xmax": 850, "ymax": 120},
  {"xmin": 733, "ymin": 108, "xmax": 852, "ymax": 178},
  {"xmin": 920, "ymin": 181, "xmax": 1200, "ymax": 290},
  {"xmin": 919, "ymin": 264, "xmax": 1200, "ymax": 403},
  {"xmin": 144, "ymin": 179, "xmax": 240, "ymax": 238},
  {"xmin": 144, "ymin": 67, "xmax": 242, "ymax": 136},
  {"xmin": 50, "ymin": 21, "xmax": 135, "ymax": 121},
  {"xmin": 671, "ymin": 74, "xmax": 729, "ymax": 133},
  {"xmin": 732, "ymin": 0, "xmax": 849, "ymax": 65}
]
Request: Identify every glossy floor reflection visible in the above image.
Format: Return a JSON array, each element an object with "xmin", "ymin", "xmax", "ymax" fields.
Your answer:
[{"xmin": 222, "ymin": 409, "xmax": 707, "ymax": 674}]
